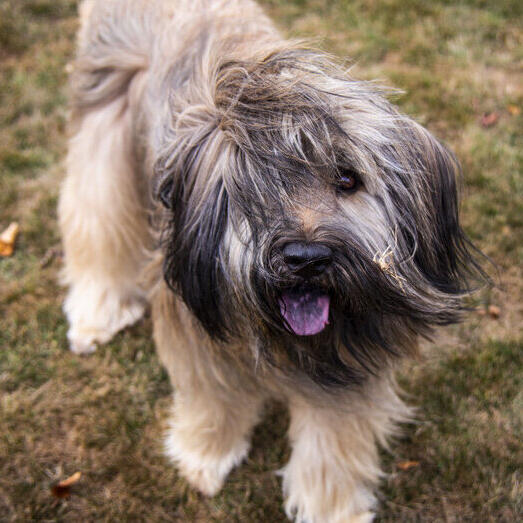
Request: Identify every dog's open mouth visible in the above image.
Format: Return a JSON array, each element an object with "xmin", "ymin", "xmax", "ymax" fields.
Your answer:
[{"xmin": 279, "ymin": 288, "xmax": 330, "ymax": 336}]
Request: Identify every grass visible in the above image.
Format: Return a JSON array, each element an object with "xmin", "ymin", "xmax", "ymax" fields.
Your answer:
[{"xmin": 1, "ymin": 0, "xmax": 521, "ymax": 521}]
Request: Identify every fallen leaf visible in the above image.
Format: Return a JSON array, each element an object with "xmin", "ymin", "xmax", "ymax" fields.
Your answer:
[
  {"xmin": 487, "ymin": 304, "xmax": 501, "ymax": 319},
  {"xmin": 480, "ymin": 112, "xmax": 500, "ymax": 128},
  {"xmin": 51, "ymin": 471, "xmax": 82, "ymax": 499},
  {"xmin": 507, "ymin": 104, "xmax": 520, "ymax": 116},
  {"xmin": 397, "ymin": 460, "xmax": 420, "ymax": 471},
  {"xmin": 0, "ymin": 222, "xmax": 19, "ymax": 257}
]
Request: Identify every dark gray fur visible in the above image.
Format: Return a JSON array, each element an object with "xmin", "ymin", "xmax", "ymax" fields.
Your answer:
[{"xmin": 154, "ymin": 47, "xmax": 487, "ymax": 387}]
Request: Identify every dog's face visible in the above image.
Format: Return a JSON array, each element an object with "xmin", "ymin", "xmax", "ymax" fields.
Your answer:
[{"xmin": 155, "ymin": 49, "xmax": 483, "ymax": 386}]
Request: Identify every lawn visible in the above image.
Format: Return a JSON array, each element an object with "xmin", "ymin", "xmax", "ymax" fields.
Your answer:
[{"xmin": 0, "ymin": 0, "xmax": 521, "ymax": 521}]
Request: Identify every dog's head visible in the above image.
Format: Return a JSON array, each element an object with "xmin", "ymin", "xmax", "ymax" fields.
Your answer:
[{"xmin": 154, "ymin": 48, "xmax": 486, "ymax": 386}]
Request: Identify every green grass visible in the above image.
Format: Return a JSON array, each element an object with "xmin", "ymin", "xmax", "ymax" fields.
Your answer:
[{"xmin": 1, "ymin": 0, "xmax": 521, "ymax": 521}]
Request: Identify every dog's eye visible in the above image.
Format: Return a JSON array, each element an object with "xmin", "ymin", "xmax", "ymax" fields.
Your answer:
[
  {"xmin": 336, "ymin": 169, "xmax": 361, "ymax": 193},
  {"xmin": 158, "ymin": 179, "xmax": 174, "ymax": 209}
]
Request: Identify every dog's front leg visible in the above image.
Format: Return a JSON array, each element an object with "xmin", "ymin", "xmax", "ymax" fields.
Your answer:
[
  {"xmin": 153, "ymin": 291, "xmax": 265, "ymax": 496},
  {"xmin": 281, "ymin": 380, "xmax": 406, "ymax": 523},
  {"xmin": 164, "ymin": 383, "xmax": 264, "ymax": 497}
]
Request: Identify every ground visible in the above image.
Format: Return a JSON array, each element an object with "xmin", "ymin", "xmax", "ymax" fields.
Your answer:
[{"xmin": 0, "ymin": 0, "xmax": 521, "ymax": 521}]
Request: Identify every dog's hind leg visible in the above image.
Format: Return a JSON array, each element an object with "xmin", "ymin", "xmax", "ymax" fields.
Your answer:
[
  {"xmin": 59, "ymin": 83, "xmax": 151, "ymax": 354},
  {"xmin": 58, "ymin": 1, "xmax": 157, "ymax": 354}
]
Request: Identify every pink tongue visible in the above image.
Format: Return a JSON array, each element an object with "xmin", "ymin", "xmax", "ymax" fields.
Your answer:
[{"xmin": 279, "ymin": 291, "xmax": 330, "ymax": 336}]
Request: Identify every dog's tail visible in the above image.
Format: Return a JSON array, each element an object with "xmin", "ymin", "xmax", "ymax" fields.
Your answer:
[{"xmin": 69, "ymin": 0, "xmax": 161, "ymax": 115}]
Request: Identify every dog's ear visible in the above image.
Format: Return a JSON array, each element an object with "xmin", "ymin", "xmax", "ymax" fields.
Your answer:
[
  {"xmin": 168, "ymin": 176, "xmax": 230, "ymax": 340},
  {"xmin": 157, "ymin": 124, "xmax": 232, "ymax": 340},
  {"xmin": 386, "ymin": 123, "xmax": 485, "ymax": 298}
]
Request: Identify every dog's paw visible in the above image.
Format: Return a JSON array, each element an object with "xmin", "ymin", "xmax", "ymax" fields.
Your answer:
[
  {"xmin": 106, "ymin": 298, "xmax": 146, "ymax": 335},
  {"xmin": 284, "ymin": 499, "xmax": 374, "ymax": 523},
  {"xmin": 165, "ymin": 429, "xmax": 249, "ymax": 496},
  {"xmin": 65, "ymin": 294, "xmax": 145, "ymax": 354},
  {"xmin": 67, "ymin": 329, "xmax": 98, "ymax": 355},
  {"xmin": 349, "ymin": 512, "xmax": 375, "ymax": 523},
  {"xmin": 281, "ymin": 461, "xmax": 376, "ymax": 523}
]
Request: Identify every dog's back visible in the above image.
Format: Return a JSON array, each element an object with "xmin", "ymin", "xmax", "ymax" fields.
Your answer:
[{"xmin": 72, "ymin": 0, "xmax": 277, "ymax": 111}]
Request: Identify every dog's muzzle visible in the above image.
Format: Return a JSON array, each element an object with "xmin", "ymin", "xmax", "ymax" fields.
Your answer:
[{"xmin": 278, "ymin": 242, "xmax": 332, "ymax": 336}]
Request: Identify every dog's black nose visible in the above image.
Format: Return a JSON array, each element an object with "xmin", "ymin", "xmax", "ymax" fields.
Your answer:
[{"xmin": 282, "ymin": 242, "xmax": 332, "ymax": 277}]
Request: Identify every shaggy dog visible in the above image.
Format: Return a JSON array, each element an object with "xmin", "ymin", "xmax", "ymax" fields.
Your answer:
[{"xmin": 59, "ymin": 0, "xmax": 484, "ymax": 520}]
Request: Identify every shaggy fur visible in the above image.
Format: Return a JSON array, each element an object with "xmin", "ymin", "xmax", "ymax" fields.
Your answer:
[{"xmin": 59, "ymin": 1, "xmax": 485, "ymax": 521}]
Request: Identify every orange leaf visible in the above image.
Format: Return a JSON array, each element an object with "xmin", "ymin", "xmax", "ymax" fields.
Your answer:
[
  {"xmin": 51, "ymin": 471, "xmax": 82, "ymax": 499},
  {"xmin": 487, "ymin": 305, "xmax": 501, "ymax": 319},
  {"xmin": 507, "ymin": 104, "xmax": 520, "ymax": 116},
  {"xmin": 480, "ymin": 112, "xmax": 499, "ymax": 128},
  {"xmin": 397, "ymin": 460, "xmax": 420, "ymax": 470},
  {"xmin": 0, "ymin": 222, "xmax": 19, "ymax": 257}
]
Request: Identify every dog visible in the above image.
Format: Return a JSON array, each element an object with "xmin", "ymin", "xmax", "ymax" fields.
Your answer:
[{"xmin": 59, "ymin": 1, "xmax": 485, "ymax": 521}]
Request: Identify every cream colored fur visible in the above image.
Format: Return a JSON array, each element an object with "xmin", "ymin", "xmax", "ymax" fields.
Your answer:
[
  {"xmin": 59, "ymin": 94, "xmax": 150, "ymax": 353},
  {"xmin": 282, "ymin": 379, "xmax": 409, "ymax": 522}
]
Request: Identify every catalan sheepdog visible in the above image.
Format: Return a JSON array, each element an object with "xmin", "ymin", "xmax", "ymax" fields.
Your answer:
[{"xmin": 59, "ymin": 1, "xmax": 485, "ymax": 520}]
